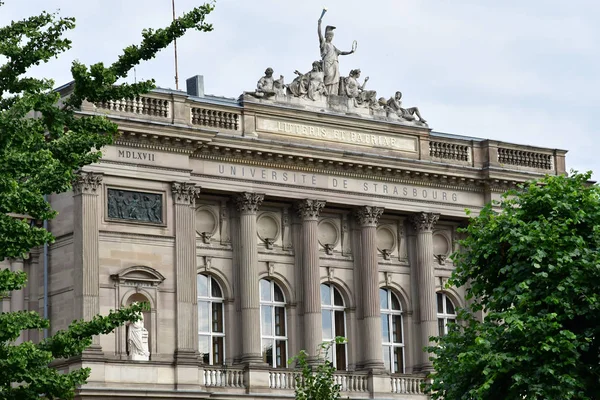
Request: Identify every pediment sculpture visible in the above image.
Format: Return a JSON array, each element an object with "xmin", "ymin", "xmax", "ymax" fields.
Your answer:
[{"xmin": 243, "ymin": 8, "xmax": 428, "ymax": 127}]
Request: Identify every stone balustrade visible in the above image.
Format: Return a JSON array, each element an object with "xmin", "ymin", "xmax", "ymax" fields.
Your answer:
[
  {"xmin": 95, "ymin": 96, "xmax": 170, "ymax": 118},
  {"xmin": 202, "ymin": 367, "xmax": 245, "ymax": 388},
  {"xmin": 191, "ymin": 107, "xmax": 240, "ymax": 130},
  {"xmin": 497, "ymin": 147, "xmax": 553, "ymax": 170},
  {"xmin": 334, "ymin": 372, "xmax": 369, "ymax": 392},
  {"xmin": 390, "ymin": 375, "xmax": 426, "ymax": 394},
  {"xmin": 269, "ymin": 370, "xmax": 300, "ymax": 389},
  {"xmin": 429, "ymin": 140, "xmax": 470, "ymax": 162}
]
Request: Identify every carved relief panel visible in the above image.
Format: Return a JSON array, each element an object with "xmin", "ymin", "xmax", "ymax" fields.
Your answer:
[{"xmin": 106, "ymin": 188, "xmax": 165, "ymax": 225}]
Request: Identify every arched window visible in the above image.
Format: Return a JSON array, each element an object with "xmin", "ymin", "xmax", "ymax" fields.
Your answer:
[
  {"xmin": 260, "ymin": 279, "xmax": 288, "ymax": 368},
  {"xmin": 197, "ymin": 274, "xmax": 225, "ymax": 365},
  {"xmin": 321, "ymin": 283, "xmax": 347, "ymax": 370},
  {"xmin": 380, "ymin": 288, "xmax": 404, "ymax": 374},
  {"xmin": 437, "ymin": 292, "xmax": 456, "ymax": 336}
]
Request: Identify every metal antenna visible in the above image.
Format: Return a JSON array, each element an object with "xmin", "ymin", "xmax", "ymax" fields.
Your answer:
[{"xmin": 172, "ymin": 0, "xmax": 179, "ymax": 90}]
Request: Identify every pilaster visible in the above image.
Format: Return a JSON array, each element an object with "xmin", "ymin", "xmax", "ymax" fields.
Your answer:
[
  {"xmin": 296, "ymin": 199, "xmax": 325, "ymax": 361},
  {"xmin": 355, "ymin": 206, "xmax": 386, "ymax": 371},
  {"xmin": 235, "ymin": 192, "xmax": 265, "ymax": 366},
  {"xmin": 409, "ymin": 212, "xmax": 440, "ymax": 372},
  {"xmin": 72, "ymin": 171, "xmax": 103, "ymax": 353},
  {"xmin": 10, "ymin": 257, "xmax": 25, "ymax": 344},
  {"xmin": 172, "ymin": 182, "xmax": 201, "ymax": 364}
]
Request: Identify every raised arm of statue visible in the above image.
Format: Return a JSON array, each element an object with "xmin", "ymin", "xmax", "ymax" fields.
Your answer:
[{"xmin": 317, "ymin": 19, "xmax": 324, "ymax": 46}]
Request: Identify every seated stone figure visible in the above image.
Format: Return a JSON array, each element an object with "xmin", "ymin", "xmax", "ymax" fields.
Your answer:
[
  {"xmin": 387, "ymin": 91, "xmax": 427, "ymax": 124},
  {"xmin": 250, "ymin": 67, "xmax": 285, "ymax": 98},
  {"xmin": 340, "ymin": 69, "xmax": 377, "ymax": 108},
  {"xmin": 287, "ymin": 61, "xmax": 327, "ymax": 100}
]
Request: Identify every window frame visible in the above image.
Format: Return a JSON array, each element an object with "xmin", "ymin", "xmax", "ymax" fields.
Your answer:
[
  {"xmin": 380, "ymin": 288, "xmax": 405, "ymax": 374},
  {"xmin": 436, "ymin": 292, "xmax": 457, "ymax": 336},
  {"xmin": 321, "ymin": 283, "xmax": 347, "ymax": 371},
  {"xmin": 260, "ymin": 279, "xmax": 289, "ymax": 368},
  {"xmin": 197, "ymin": 274, "xmax": 226, "ymax": 365}
]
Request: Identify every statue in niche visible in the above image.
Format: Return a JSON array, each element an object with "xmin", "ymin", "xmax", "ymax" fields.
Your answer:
[
  {"xmin": 250, "ymin": 67, "xmax": 285, "ymax": 98},
  {"xmin": 287, "ymin": 61, "xmax": 327, "ymax": 100},
  {"xmin": 318, "ymin": 9, "xmax": 356, "ymax": 96},
  {"xmin": 387, "ymin": 91, "xmax": 427, "ymax": 124},
  {"xmin": 127, "ymin": 309, "xmax": 150, "ymax": 361},
  {"xmin": 341, "ymin": 69, "xmax": 378, "ymax": 108}
]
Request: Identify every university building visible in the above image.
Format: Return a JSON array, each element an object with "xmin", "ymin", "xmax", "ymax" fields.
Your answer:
[{"xmin": 1, "ymin": 44, "xmax": 566, "ymax": 399}]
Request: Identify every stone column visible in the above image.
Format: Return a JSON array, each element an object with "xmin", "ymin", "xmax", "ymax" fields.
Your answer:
[
  {"xmin": 409, "ymin": 212, "xmax": 440, "ymax": 371},
  {"xmin": 172, "ymin": 182, "xmax": 201, "ymax": 363},
  {"xmin": 72, "ymin": 171, "xmax": 103, "ymax": 352},
  {"xmin": 235, "ymin": 192, "xmax": 265, "ymax": 365},
  {"xmin": 10, "ymin": 258, "xmax": 26, "ymax": 344},
  {"xmin": 355, "ymin": 206, "xmax": 385, "ymax": 371},
  {"xmin": 296, "ymin": 199, "xmax": 325, "ymax": 361}
]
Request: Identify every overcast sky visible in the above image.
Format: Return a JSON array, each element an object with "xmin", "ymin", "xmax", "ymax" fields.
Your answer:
[{"xmin": 2, "ymin": 0, "xmax": 599, "ymax": 177}]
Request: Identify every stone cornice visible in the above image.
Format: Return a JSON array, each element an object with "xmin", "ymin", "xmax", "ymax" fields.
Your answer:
[{"xmin": 115, "ymin": 130, "xmax": 205, "ymax": 154}]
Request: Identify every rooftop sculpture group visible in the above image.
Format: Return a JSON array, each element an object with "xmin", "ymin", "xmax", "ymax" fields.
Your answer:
[{"xmin": 246, "ymin": 8, "xmax": 427, "ymax": 127}]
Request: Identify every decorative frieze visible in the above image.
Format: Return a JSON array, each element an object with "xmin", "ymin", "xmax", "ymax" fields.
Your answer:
[
  {"xmin": 107, "ymin": 189, "xmax": 163, "ymax": 224},
  {"xmin": 355, "ymin": 206, "xmax": 384, "ymax": 227},
  {"xmin": 172, "ymin": 182, "xmax": 200, "ymax": 206},
  {"xmin": 72, "ymin": 172, "xmax": 103, "ymax": 195},
  {"xmin": 409, "ymin": 212, "xmax": 440, "ymax": 232},
  {"xmin": 235, "ymin": 192, "xmax": 265, "ymax": 214}
]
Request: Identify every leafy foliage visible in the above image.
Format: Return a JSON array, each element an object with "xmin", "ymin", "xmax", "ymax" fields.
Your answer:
[
  {"xmin": 425, "ymin": 172, "xmax": 600, "ymax": 400},
  {"xmin": 0, "ymin": 1, "xmax": 214, "ymax": 398},
  {"xmin": 290, "ymin": 337, "xmax": 347, "ymax": 400}
]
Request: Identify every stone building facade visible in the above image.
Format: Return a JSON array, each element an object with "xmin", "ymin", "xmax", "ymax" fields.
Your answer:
[{"xmin": 1, "ymin": 76, "xmax": 566, "ymax": 399}]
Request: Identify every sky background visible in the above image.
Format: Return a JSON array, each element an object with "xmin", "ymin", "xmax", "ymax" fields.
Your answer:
[{"xmin": 2, "ymin": 0, "xmax": 599, "ymax": 177}]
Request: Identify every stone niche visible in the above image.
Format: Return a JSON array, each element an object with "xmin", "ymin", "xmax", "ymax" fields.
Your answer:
[
  {"xmin": 257, "ymin": 210, "xmax": 282, "ymax": 250},
  {"xmin": 318, "ymin": 216, "xmax": 341, "ymax": 255},
  {"xmin": 110, "ymin": 266, "xmax": 165, "ymax": 359},
  {"xmin": 376, "ymin": 219, "xmax": 408, "ymax": 263},
  {"xmin": 432, "ymin": 228, "xmax": 453, "ymax": 265},
  {"xmin": 196, "ymin": 200, "xmax": 231, "ymax": 245}
]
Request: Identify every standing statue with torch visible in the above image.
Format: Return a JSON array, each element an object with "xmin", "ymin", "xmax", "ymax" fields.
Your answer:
[{"xmin": 318, "ymin": 8, "xmax": 357, "ymax": 96}]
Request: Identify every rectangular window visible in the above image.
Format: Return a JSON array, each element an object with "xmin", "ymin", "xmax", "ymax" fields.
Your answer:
[
  {"xmin": 212, "ymin": 303, "xmax": 223, "ymax": 333},
  {"xmin": 382, "ymin": 315, "xmax": 390, "ymax": 342},
  {"xmin": 438, "ymin": 318, "xmax": 445, "ymax": 336},
  {"xmin": 275, "ymin": 339, "xmax": 287, "ymax": 368},
  {"xmin": 199, "ymin": 335, "xmax": 210, "ymax": 364},
  {"xmin": 322, "ymin": 310, "xmax": 333, "ymax": 340},
  {"xmin": 335, "ymin": 342, "xmax": 346, "ymax": 371},
  {"xmin": 392, "ymin": 315, "xmax": 403, "ymax": 344},
  {"xmin": 212, "ymin": 336, "xmax": 224, "ymax": 365},
  {"xmin": 262, "ymin": 339, "xmax": 273, "ymax": 366},
  {"xmin": 198, "ymin": 302, "xmax": 210, "ymax": 333},
  {"xmin": 261, "ymin": 305, "xmax": 273, "ymax": 336},
  {"xmin": 394, "ymin": 347, "xmax": 404, "ymax": 374},
  {"xmin": 274, "ymin": 306, "xmax": 286, "ymax": 336}
]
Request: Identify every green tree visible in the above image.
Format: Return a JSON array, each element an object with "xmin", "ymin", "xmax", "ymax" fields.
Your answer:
[
  {"xmin": 425, "ymin": 172, "xmax": 600, "ymax": 400},
  {"xmin": 0, "ymin": 1, "xmax": 214, "ymax": 398},
  {"xmin": 290, "ymin": 337, "xmax": 347, "ymax": 400}
]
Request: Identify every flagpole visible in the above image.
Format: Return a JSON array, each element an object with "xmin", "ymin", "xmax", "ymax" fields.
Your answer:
[{"xmin": 172, "ymin": 0, "xmax": 179, "ymax": 90}]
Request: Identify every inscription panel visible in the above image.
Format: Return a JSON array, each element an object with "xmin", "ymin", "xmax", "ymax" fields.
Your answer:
[
  {"xmin": 256, "ymin": 117, "xmax": 418, "ymax": 152},
  {"xmin": 107, "ymin": 188, "xmax": 164, "ymax": 224},
  {"xmin": 198, "ymin": 161, "xmax": 483, "ymax": 207}
]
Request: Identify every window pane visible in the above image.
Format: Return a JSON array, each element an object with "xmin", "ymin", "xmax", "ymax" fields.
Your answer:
[
  {"xmin": 334, "ymin": 287, "xmax": 344, "ymax": 306},
  {"xmin": 438, "ymin": 318, "xmax": 445, "ymax": 336},
  {"xmin": 198, "ymin": 301, "xmax": 210, "ymax": 333},
  {"xmin": 212, "ymin": 302, "xmax": 223, "ymax": 333},
  {"xmin": 446, "ymin": 297, "xmax": 455, "ymax": 315},
  {"xmin": 261, "ymin": 305, "xmax": 273, "ymax": 336},
  {"xmin": 275, "ymin": 339, "xmax": 287, "ymax": 368},
  {"xmin": 392, "ymin": 315, "xmax": 403, "ymax": 344},
  {"xmin": 383, "ymin": 346, "xmax": 391, "ymax": 373},
  {"xmin": 335, "ymin": 343, "xmax": 346, "ymax": 371},
  {"xmin": 197, "ymin": 274, "xmax": 209, "ymax": 298},
  {"xmin": 321, "ymin": 284, "xmax": 331, "ymax": 305},
  {"xmin": 199, "ymin": 335, "xmax": 210, "ymax": 364},
  {"xmin": 213, "ymin": 336, "xmax": 224, "ymax": 365},
  {"xmin": 448, "ymin": 318, "xmax": 456, "ymax": 326},
  {"xmin": 275, "ymin": 306, "xmax": 286, "ymax": 336},
  {"xmin": 381, "ymin": 314, "xmax": 390, "ymax": 342},
  {"xmin": 274, "ymin": 283, "xmax": 284, "ymax": 302},
  {"xmin": 260, "ymin": 279, "xmax": 271, "ymax": 301},
  {"xmin": 334, "ymin": 310, "xmax": 345, "ymax": 337},
  {"xmin": 322, "ymin": 309, "xmax": 333, "ymax": 340},
  {"xmin": 211, "ymin": 278, "xmax": 222, "ymax": 298},
  {"xmin": 437, "ymin": 292, "xmax": 443, "ymax": 314},
  {"xmin": 394, "ymin": 346, "xmax": 404, "ymax": 374},
  {"xmin": 380, "ymin": 288, "xmax": 388, "ymax": 309},
  {"xmin": 391, "ymin": 293, "xmax": 401, "ymax": 311},
  {"xmin": 262, "ymin": 339, "xmax": 273, "ymax": 366}
]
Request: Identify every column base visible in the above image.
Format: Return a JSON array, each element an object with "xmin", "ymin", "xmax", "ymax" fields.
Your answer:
[
  {"xmin": 241, "ymin": 353, "xmax": 268, "ymax": 368},
  {"xmin": 175, "ymin": 349, "xmax": 201, "ymax": 365},
  {"xmin": 81, "ymin": 344, "xmax": 105, "ymax": 361},
  {"xmin": 361, "ymin": 359, "xmax": 386, "ymax": 372}
]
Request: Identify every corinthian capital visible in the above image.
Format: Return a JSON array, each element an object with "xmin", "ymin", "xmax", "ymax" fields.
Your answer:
[
  {"xmin": 409, "ymin": 212, "xmax": 440, "ymax": 232},
  {"xmin": 235, "ymin": 192, "xmax": 264, "ymax": 214},
  {"xmin": 355, "ymin": 206, "xmax": 384, "ymax": 227},
  {"xmin": 171, "ymin": 182, "xmax": 201, "ymax": 206},
  {"xmin": 72, "ymin": 171, "xmax": 103, "ymax": 195},
  {"xmin": 296, "ymin": 199, "xmax": 326, "ymax": 220}
]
